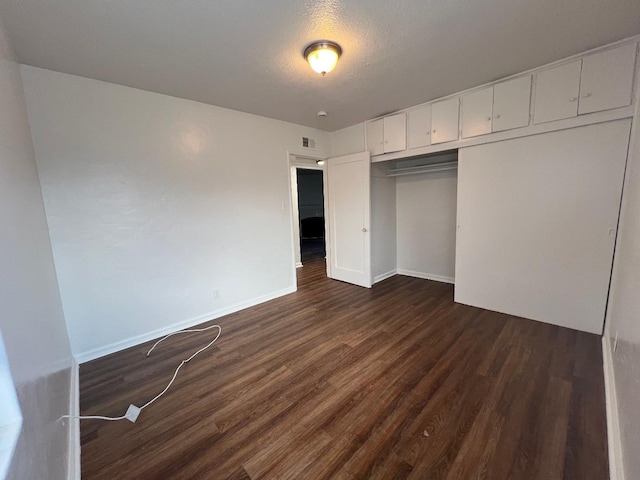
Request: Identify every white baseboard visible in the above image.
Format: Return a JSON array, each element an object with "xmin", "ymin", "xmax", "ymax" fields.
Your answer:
[
  {"xmin": 295, "ymin": 262, "xmax": 303, "ymax": 268},
  {"xmin": 397, "ymin": 269, "xmax": 455, "ymax": 284},
  {"xmin": 75, "ymin": 286, "xmax": 297, "ymax": 363},
  {"xmin": 374, "ymin": 270, "xmax": 397, "ymax": 284},
  {"xmin": 602, "ymin": 335, "xmax": 624, "ymax": 480},
  {"xmin": 68, "ymin": 359, "xmax": 80, "ymax": 480}
]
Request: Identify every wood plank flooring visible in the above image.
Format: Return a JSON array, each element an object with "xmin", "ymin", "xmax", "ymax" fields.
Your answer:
[{"xmin": 80, "ymin": 259, "xmax": 608, "ymax": 479}]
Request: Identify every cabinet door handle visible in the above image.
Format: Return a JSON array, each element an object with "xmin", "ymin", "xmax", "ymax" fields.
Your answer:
[
  {"xmin": 432, "ymin": 129, "xmax": 437, "ymax": 133},
  {"xmin": 486, "ymin": 116, "xmax": 492, "ymax": 121},
  {"xmin": 495, "ymin": 114, "xmax": 501, "ymax": 119},
  {"xmin": 569, "ymin": 97, "xmax": 578, "ymax": 102},
  {"xmin": 426, "ymin": 131, "xmax": 430, "ymax": 135},
  {"xmin": 362, "ymin": 228, "xmax": 368, "ymax": 232},
  {"xmin": 582, "ymin": 92, "xmax": 592, "ymax": 98}
]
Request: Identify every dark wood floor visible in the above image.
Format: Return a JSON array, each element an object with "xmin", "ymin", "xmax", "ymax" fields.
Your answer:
[{"xmin": 80, "ymin": 259, "xmax": 608, "ymax": 479}]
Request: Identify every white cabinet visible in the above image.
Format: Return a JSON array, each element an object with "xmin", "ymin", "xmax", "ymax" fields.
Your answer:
[
  {"xmin": 407, "ymin": 105, "xmax": 431, "ymax": 149},
  {"xmin": 431, "ymin": 98, "xmax": 460, "ymax": 144},
  {"xmin": 533, "ymin": 60, "xmax": 581, "ymax": 124},
  {"xmin": 462, "ymin": 77, "xmax": 532, "ymax": 137},
  {"xmin": 534, "ymin": 43, "xmax": 637, "ymax": 124},
  {"xmin": 366, "ymin": 113, "xmax": 406, "ymax": 155},
  {"xmin": 383, "ymin": 113, "xmax": 407, "ymax": 153},
  {"xmin": 493, "ymin": 76, "xmax": 531, "ymax": 132},
  {"xmin": 578, "ymin": 43, "xmax": 637, "ymax": 115},
  {"xmin": 461, "ymin": 87, "xmax": 493, "ymax": 138},
  {"xmin": 366, "ymin": 118, "xmax": 384, "ymax": 156}
]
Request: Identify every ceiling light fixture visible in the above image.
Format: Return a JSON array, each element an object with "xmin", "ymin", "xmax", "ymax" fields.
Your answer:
[
  {"xmin": 316, "ymin": 160, "xmax": 325, "ymax": 166},
  {"xmin": 304, "ymin": 41, "xmax": 342, "ymax": 76}
]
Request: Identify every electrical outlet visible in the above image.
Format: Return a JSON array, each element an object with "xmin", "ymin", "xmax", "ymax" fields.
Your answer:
[{"xmin": 213, "ymin": 289, "xmax": 220, "ymax": 300}]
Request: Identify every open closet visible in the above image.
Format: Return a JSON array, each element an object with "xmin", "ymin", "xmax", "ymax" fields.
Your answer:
[{"xmin": 371, "ymin": 151, "xmax": 458, "ymax": 285}]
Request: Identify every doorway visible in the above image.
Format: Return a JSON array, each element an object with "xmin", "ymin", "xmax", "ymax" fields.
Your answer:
[
  {"xmin": 289, "ymin": 155, "xmax": 327, "ymax": 271},
  {"xmin": 296, "ymin": 169, "xmax": 326, "ymax": 263}
]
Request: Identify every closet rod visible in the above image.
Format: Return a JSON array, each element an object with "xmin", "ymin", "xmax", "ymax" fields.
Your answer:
[{"xmin": 387, "ymin": 161, "xmax": 458, "ymax": 177}]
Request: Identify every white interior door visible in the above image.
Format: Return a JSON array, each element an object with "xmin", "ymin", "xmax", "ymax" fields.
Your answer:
[{"xmin": 326, "ymin": 151, "xmax": 371, "ymax": 288}]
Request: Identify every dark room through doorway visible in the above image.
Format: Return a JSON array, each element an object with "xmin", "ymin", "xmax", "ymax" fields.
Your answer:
[{"xmin": 296, "ymin": 168, "xmax": 325, "ymax": 263}]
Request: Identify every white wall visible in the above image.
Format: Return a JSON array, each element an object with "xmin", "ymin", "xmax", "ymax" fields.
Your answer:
[
  {"xmin": 21, "ymin": 65, "xmax": 329, "ymax": 361},
  {"xmin": 455, "ymin": 120, "xmax": 631, "ymax": 334},
  {"xmin": 329, "ymin": 123, "xmax": 365, "ymax": 158},
  {"xmin": 604, "ymin": 75, "xmax": 640, "ymax": 480},
  {"xmin": 0, "ymin": 16, "xmax": 72, "ymax": 478},
  {"xmin": 396, "ymin": 168, "xmax": 457, "ymax": 283},
  {"xmin": 371, "ymin": 163, "xmax": 397, "ymax": 282}
]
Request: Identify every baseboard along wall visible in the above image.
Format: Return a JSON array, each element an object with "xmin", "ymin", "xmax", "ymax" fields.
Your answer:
[
  {"xmin": 397, "ymin": 269, "xmax": 455, "ymax": 284},
  {"xmin": 75, "ymin": 286, "xmax": 296, "ymax": 363},
  {"xmin": 602, "ymin": 335, "xmax": 625, "ymax": 480},
  {"xmin": 373, "ymin": 270, "xmax": 397, "ymax": 284},
  {"xmin": 68, "ymin": 360, "xmax": 80, "ymax": 480}
]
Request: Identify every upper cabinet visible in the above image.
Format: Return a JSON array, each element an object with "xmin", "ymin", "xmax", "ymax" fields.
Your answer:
[
  {"xmin": 366, "ymin": 113, "xmax": 406, "ymax": 155},
  {"xmin": 365, "ymin": 40, "xmax": 637, "ymax": 158},
  {"xmin": 432, "ymin": 98, "xmax": 460, "ymax": 144},
  {"xmin": 383, "ymin": 114, "xmax": 407, "ymax": 153},
  {"xmin": 533, "ymin": 61, "xmax": 581, "ymax": 124},
  {"xmin": 462, "ymin": 76, "xmax": 532, "ymax": 138},
  {"xmin": 407, "ymin": 105, "xmax": 432, "ymax": 149},
  {"xmin": 461, "ymin": 87, "xmax": 493, "ymax": 138},
  {"xmin": 534, "ymin": 43, "xmax": 637, "ymax": 124},
  {"xmin": 578, "ymin": 42, "xmax": 637, "ymax": 115},
  {"xmin": 493, "ymin": 76, "xmax": 532, "ymax": 132}
]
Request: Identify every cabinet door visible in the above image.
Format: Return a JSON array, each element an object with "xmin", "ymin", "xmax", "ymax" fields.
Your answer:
[
  {"xmin": 493, "ymin": 76, "xmax": 531, "ymax": 132},
  {"xmin": 407, "ymin": 105, "xmax": 431, "ymax": 149},
  {"xmin": 533, "ymin": 60, "xmax": 581, "ymax": 124},
  {"xmin": 578, "ymin": 43, "xmax": 637, "ymax": 115},
  {"xmin": 431, "ymin": 98, "xmax": 460, "ymax": 144},
  {"xmin": 366, "ymin": 118, "xmax": 384, "ymax": 156},
  {"xmin": 462, "ymin": 87, "xmax": 493, "ymax": 138},
  {"xmin": 383, "ymin": 113, "xmax": 407, "ymax": 153}
]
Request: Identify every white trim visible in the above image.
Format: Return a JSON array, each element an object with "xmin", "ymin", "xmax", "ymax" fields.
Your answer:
[
  {"xmin": 290, "ymin": 164, "xmax": 302, "ymax": 267},
  {"xmin": 75, "ymin": 286, "xmax": 296, "ymax": 363},
  {"xmin": 288, "ymin": 153, "xmax": 328, "ymax": 283},
  {"xmin": 68, "ymin": 359, "xmax": 80, "ymax": 480},
  {"xmin": 397, "ymin": 269, "xmax": 455, "ymax": 284},
  {"xmin": 373, "ymin": 270, "xmax": 397, "ymax": 284},
  {"xmin": 602, "ymin": 335, "xmax": 625, "ymax": 480}
]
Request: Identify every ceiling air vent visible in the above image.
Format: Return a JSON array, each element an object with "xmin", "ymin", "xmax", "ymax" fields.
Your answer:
[{"xmin": 302, "ymin": 137, "xmax": 315, "ymax": 149}]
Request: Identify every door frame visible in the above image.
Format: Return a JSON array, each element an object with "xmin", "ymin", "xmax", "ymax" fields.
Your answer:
[{"xmin": 287, "ymin": 154, "xmax": 329, "ymax": 281}]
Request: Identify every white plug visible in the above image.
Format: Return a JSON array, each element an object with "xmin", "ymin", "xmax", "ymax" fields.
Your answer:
[{"xmin": 125, "ymin": 404, "xmax": 141, "ymax": 423}]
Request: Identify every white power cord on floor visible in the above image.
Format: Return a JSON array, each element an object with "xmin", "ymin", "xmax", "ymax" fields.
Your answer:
[{"xmin": 61, "ymin": 324, "xmax": 222, "ymax": 423}]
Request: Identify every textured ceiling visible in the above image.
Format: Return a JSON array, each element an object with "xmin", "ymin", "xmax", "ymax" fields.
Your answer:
[{"xmin": 0, "ymin": 0, "xmax": 639, "ymax": 131}]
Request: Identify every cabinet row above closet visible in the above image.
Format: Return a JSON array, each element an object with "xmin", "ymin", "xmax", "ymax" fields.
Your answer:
[{"xmin": 364, "ymin": 41, "xmax": 638, "ymax": 157}]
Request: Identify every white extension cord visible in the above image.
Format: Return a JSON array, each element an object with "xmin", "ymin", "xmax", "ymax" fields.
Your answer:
[{"xmin": 61, "ymin": 324, "xmax": 222, "ymax": 423}]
